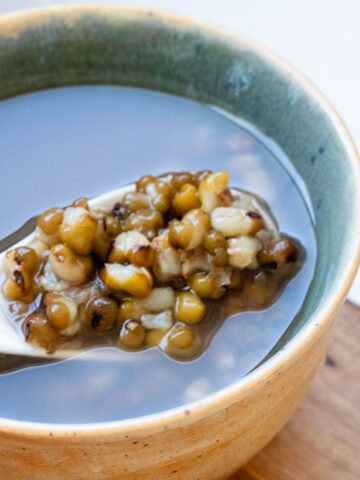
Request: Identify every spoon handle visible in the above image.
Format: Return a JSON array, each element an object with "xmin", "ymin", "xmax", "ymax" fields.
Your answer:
[{"xmin": 0, "ymin": 216, "xmax": 38, "ymax": 253}]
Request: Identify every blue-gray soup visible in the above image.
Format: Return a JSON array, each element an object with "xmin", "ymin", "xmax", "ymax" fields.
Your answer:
[{"xmin": 0, "ymin": 87, "xmax": 316, "ymax": 424}]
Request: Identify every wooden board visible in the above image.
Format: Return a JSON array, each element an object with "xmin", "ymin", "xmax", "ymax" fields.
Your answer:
[{"xmin": 231, "ymin": 300, "xmax": 360, "ymax": 480}]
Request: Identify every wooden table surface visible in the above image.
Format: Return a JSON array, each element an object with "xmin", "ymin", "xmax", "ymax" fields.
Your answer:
[{"xmin": 231, "ymin": 300, "xmax": 360, "ymax": 480}]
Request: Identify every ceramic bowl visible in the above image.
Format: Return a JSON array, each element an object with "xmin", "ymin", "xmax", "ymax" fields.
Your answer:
[{"xmin": 0, "ymin": 6, "xmax": 359, "ymax": 480}]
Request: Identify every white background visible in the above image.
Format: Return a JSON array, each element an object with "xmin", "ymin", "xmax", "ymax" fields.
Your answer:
[{"xmin": 1, "ymin": 1, "xmax": 359, "ymax": 302}]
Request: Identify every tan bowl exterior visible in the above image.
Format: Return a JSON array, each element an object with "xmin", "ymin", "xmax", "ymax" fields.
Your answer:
[
  {"xmin": 0, "ymin": 312, "xmax": 336, "ymax": 480},
  {"xmin": 0, "ymin": 6, "xmax": 359, "ymax": 480}
]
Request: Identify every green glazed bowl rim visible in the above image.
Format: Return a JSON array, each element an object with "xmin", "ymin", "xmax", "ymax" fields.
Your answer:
[{"xmin": 0, "ymin": 5, "xmax": 359, "ymax": 435}]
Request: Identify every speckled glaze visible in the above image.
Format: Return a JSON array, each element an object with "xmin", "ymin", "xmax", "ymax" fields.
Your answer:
[{"xmin": 0, "ymin": 6, "xmax": 359, "ymax": 480}]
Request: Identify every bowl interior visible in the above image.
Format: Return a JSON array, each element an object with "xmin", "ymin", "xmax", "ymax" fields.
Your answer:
[{"xmin": 0, "ymin": 7, "xmax": 357, "ymax": 358}]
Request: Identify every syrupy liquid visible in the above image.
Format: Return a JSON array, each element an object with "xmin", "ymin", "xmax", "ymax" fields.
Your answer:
[{"xmin": 0, "ymin": 87, "xmax": 316, "ymax": 424}]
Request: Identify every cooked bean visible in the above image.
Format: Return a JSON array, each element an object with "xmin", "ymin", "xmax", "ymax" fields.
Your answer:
[
  {"xmin": 37, "ymin": 207, "xmax": 64, "ymax": 236},
  {"xmin": 3, "ymin": 267, "xmax": 33, "ymax": 301},
  {"xmin": 145, "ymin": 328, "xmax": 168, "ymax": 347},
  {"xmin": 258, "ymin": 238, "xmax": 298, "ymax": 269},
  {"xmin": 170, "ymin": 172, "xmax": 194, "ymax": 191},
  {"xmin": 146, "ymin": 179, "xmax": 172, "ymax": 212},
  {"xmin": 168, "ymin": 219, "xmax": 192, "ymax": 250},
  {"xmin": 152, "ymin": 233, "xmax": 182, "ymax": 282},
  {"xmin": 117, "ymin": 299, "xmax": 143, "ymax": 325},
  {"xmin": 199, "ymin": 171, "xmax": 229, "ymax": 212},
  {"xmin": 5, "ymin": 246, "xmax": 38, "ymax": 275},
  {"xmin": 59, "ymin": 207, "xmax": 97, "ymax": 256},
  {"xmin": 140, "ymin": 287, "xmax": 175, "ymax": 312},
  {"xmin": 174, "ymin": 292, "xmax": 206, "ymax": 324},
  {"xmin": 46, "ymin": 301, "xmax": 70, "ymax": 331},
  {"xmin": 167, "ymin": 323, "xmax": 196, "ymax": 349},
  {"xmin": 45, "ymin": 293, "xmax": 79, "ymax": 336},
  {"xmin": 169, "ymin": 209, "xmax": 210, "ymax": 250},
  {"xmin": 111, "ymin": 202, "xmax": 130, "ymax": 220},
  {"xmin": 29, "ymin": 238, "xmax": 48, "ymax": 259},
  {"xmin": 124, "ymin": 208, "xmax": 163, "ymax": 239},
  {"xmin": 49, "ymin": 244, "xmax": 93, "ymax": 283},
  {"xmin": 211, "ymin": 207, "xmax": 263, "ymax": 237},
  {"xmin": 129, "ymin": 244, "xmax": 154, "ymax": 268},
  {"xmin": 119, "ymin": 320, "xmax": 145, "ymax": 348},
  {"xmin": 188, "ymin": 272, "xmax": 225, "ymax": 299},
  {"xmin": 174, "ymin": 183, "xmax": 200, "ymax": 215},
  {"xmin": 193, "ymin": 169, "xmax": 212, "ymax": 187},
  {"xmin": 24, "ymin": 311, "xmax": 58, "ymax": 353},
  {"xmin": 202, "ymin": 230, "xmax": 227, "ymax": 252},
  {"xmin": 71, "ymin": 197, "xmax": 89, "ymax": 209},
  {"xmin": 109, "ymin": 231, "xmax": 150, "ymax": 264},
  {"xmin": 227, "ymin": 236, "xmax": 262, "ymax": 270},
  {"xmin": 181, "ymin": 247, "xmax": 213, "ymax": 279},
  {"xmin": 103, "ymin": 215, "xmax": 122, "ymax": 238},
  {"xmin": 218, "ymin": 188, "xmax": 233, "ymax": 207},
  {"xmin": 211, "ymin": 247, "xmax": 229, "ymax": 267},
  {"xmin": 92, "ymin": 212, "xmax": 121, "ymax": 260},
  {"xmin": 245, "ymin": 211, "xmax": 264, "ymax": 233},
  {"xmin": 93, "ymin": 217, "xmax": 112, "ymax": 260},
  {"xmin": 102, "ymin": 264, "xmax": 153, "ymax": 297},
  {"xmin": 45, "ymin": 294, "xmax": 70, "ymax": 330},
  {"xmin": 39, "ymin": 260, "xmax": 71, "ymax": 292},
  {"xmin": 136, "ymin": 175, "xmax": 156, "ymax": 193},
  {"xmin": 86, "ymin": 296, "xmax": 118, "ymax": 332},
  {"xmin": 141, "ymin": 310, "xmax": 173, "ymax": 330},
  {"xmin": 122, "ymin": 191, "xmax": 149, "ymax": 212}
]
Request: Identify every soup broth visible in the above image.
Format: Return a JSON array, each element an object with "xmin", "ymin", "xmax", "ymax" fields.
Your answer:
[{"xmin": 0, "ymin": 87, "xmax": 316, "ymax": 424}]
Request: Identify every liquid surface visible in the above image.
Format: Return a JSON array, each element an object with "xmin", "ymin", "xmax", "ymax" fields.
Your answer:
[{"xmin": 0, "ymin": 87, "xmax": 316, "ymax": 424}]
